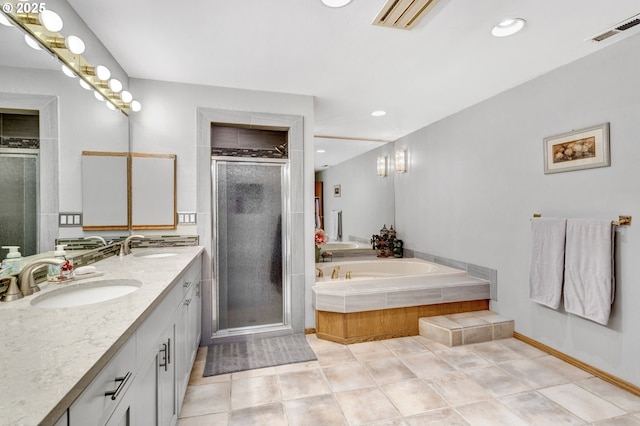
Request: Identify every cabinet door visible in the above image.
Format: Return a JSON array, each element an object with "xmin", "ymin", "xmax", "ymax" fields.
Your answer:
[
  {"xmin": 158, "ymin": 321, "xmax": 177, "ymax": 426},
  {"xmin": 176, "ymin": 285, "xmax": 192, "ymax": 409},
  {"xmin": 134, "ymin": 351, "xmax": 159, "ymax": 426},
  {"xmin": 105, "ymin": 380, "xmax": 136, "ymax": 426},
  {"xmin": 189, "ymin": 281, "xmax": 202, "ymax": 358}
]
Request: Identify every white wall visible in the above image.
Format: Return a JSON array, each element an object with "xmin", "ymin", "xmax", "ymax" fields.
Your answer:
[
  {"xmin": 394, "ymin": 32, "xmax": 640, "ymax": 386},
  {"xmin": 317, "ymin": 143, "xmax": 395, "ymax": 241},
  {"xmin": 129, "ymin": 78, "xmax": 316, "ymax": 336}
]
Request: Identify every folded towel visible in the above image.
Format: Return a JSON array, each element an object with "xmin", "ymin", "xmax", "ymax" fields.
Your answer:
[
  {"xmin": 328, "ymin": 210, "xmax": 342, "ymax": 241},
  {"xmin": 564, "ymin": 219, "xmax": 615, "ymax": 325},
  {"xmin": 529, "ymin": 217, "xmax": 567, "ymax": 309}
]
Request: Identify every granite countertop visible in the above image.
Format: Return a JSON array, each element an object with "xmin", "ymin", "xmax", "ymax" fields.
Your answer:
[{"xmin": 0, "ymin": 246, "xmax": 204, "ymax": 426}]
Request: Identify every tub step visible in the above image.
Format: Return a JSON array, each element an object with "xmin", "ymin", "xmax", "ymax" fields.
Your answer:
[{"xmin": 418, "ymin": 310, "xmax": 513, "ymax": 347}]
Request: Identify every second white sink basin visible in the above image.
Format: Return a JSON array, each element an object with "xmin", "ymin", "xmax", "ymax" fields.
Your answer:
[
  {"xmin": 133, "ymin": 251, "xmax": 179, "ymax": 259},
  {"xmin": 31, "ymin": 279, "xmax": 142, "ymax": 308}
]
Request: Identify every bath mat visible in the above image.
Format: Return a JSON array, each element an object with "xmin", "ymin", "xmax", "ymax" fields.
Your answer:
[{"xmin": 203, "ymin": 333, "xmax": 317, "ymax": 377}]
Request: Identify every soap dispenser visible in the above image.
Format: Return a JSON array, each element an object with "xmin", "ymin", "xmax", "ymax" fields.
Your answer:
[
  {"xmin": 1, "ymin": 246, "xmax": 23, "ymax": 275},
  {"xmin": 48, "ymin": 244, "xmax": 74, "ymax": 282}
]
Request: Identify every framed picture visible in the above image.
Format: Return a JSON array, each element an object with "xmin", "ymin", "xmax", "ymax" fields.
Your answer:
[
  {"xmin": 543, "ymin": 123, "xmax": 610, "ymax": 174},
  {"xmin": 333, "ymin": 184, "xmax": 341, "ymax": 197}
]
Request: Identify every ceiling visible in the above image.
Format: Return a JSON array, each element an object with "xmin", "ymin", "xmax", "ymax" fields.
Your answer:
[{"xmin": 5, "ymin": 0, "xmax": 640, "ymax": 169}]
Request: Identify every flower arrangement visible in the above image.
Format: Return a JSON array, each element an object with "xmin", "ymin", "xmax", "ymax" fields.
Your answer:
[{"xmin": 314, "ymin": 228, "xmax": 327, "ymax": 263}]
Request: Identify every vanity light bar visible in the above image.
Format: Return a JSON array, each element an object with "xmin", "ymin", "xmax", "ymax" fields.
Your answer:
[{"xmin": 1, "ymin": 2, "xmax": 140, "ymax": 116}]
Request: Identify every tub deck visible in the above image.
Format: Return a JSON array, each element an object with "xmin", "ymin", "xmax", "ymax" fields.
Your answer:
[{"xmin": 313, "ymin": 272, "xmax": 491, "ymax": 344}]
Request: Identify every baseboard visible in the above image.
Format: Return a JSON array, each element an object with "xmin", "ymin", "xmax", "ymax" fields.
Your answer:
[
  {"xmin": 304, "ymin": 328, "xmax": 316, "ymax": 335},
  {"xmin": 513, "ymin": 332, "xmax": 640, "ymax": 397}
]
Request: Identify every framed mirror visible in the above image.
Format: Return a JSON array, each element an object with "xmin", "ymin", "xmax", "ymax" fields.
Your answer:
[{"xmin": 130, "ymin": 153, "xmax": 177, "ymax": 230}]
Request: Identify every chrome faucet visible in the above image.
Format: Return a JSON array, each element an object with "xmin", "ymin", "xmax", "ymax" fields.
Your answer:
[
  {"xmin": 316, "ymin": 267, "xmax": 324, "ymax": 278},
  {"xmin": 331, "ymin": 266, "xmax": 340, "ymax": 280},
  {"xmin": 120, "ymin": 235, "xmax": 145, "ymax": 256},
  {"xmin": 18, "ymin": 258, "xmax": 65, "ymax": 296}
]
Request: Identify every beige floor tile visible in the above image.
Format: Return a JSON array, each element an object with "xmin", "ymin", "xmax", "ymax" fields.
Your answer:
[
  {"xmin": 499, "ymin": 390, "xmax": 584, "ymax": 425},
  {"xmin": 499, "ymin": 338, "xmax": 547, "ymax": 358},
  {"xmin": 274, "ymin": 360, "xmax": 321, "ymax": 374},
  {"xmin": 195, "ymin": 346, "xmax": 207, "ymax": 364},
  {"xmin": 231, "ymin": 375, "xmax": 281, "ymax": 410},
  {"xmin": 591, "ymin": 415, "xmax": 640, "ymax": 425},
  {"xmin": 535, "ymin": 355, "xmax": 593, "ymax": 381},
  {"xmin": 576, "ymin": 377, "xmax": 640, "ymax": 412},
  {"xmin": 323, "ymin": 362, "xmax": 376, "ymax": 392},
  {"xmin": 469, "ymin": 340, "xmax": 525, "ymax": 364},
  {"xmin": 539, "ymin": 383, "xmax": 627, "ymax": 422},
  {"xmin": 283, "ymin": 394, "xmax": 347, "ymax": 425},
  {"xmin": 335, "ymin": 386, "xmax": 401, "ymax": 424},
  {"xmin": 427, "ymin": 372, "xmax": 492, "ymax": 407},
  {"xmin": 231, "ymin": 366, "xmax": 276, "ymax": 380},
  {"xmin": 348, "ymin": 340, "xmax": 396, "ymax": 361},
  {"xmin": 313, "ymin": 344, "xmax": 358, "ymax": 367},
  {"xmin": 190, "ymin": 364, "xmax": 231, "ymax": 387},
  {"xmin": 498, "ymin": 358, "xmax": 568, "ymax": 389},
  {"xmin": 382, "ymin": 336, "xmax": 431, "ymax": 356},
  {"xmin": 180, "ymin": 381, "xmax": 231, "ymax": 418},
  {"xmin": 404, "ymin": 408, "xmax": 469, "ymax": 425},
  {"xmin": 399, "ymin": 352, "xmax": 456, "ymax": 379},
  {"xmin": 411, "ymin": 335, "xmax": 451, "ymax": 351},
  {"xmin": 464, "ymin": 365, "xmax": 530, "ymax": 397},
  {"xmin": 455, "ymin": 398, "xmax": 529, "ymax": 426},
  {"xmin": 434, "ymin": 347, "xmax": 491, "ymax": 370},
  {"xmin": 229, "ymin": 402, "xmax": 287, "ymax": 426},
  {"xmin": 178, "ymin": 412, "xmax": 228, "ymax": 425},
  {"xmin": 278, "ymin": 368, "xmax": 331, "ymax": 400},
  {"xmin": 363, "ymin": 356, "xmax": 417, "ymax": 385},
  {"xmin": 381, "ymin": 378, "xmax": 448, "ymax": 416}
]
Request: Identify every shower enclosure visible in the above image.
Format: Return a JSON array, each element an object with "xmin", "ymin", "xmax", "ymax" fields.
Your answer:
[{"xmin": 212, "ymin": 158, "xmax": 290, "ymax": 336}]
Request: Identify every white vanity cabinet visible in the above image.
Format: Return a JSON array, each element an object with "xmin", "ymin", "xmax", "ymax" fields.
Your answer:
[{"xmin": 67, "ymin": 254, "xmax": 202, "ymax": 426}]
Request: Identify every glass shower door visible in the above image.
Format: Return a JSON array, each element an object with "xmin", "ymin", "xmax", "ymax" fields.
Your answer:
[{"xmin": 213, "ymin": 160, "xmax": 287, "ymax": 332}]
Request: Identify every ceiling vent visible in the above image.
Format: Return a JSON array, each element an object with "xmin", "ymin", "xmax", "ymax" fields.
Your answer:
[
  {"xmin": 589, "ymin": 13, "xmax": 640, "ymax": 42},
  {"xmin": 372, "ymin": 0, "xmax": 441, "ymax": 30}
]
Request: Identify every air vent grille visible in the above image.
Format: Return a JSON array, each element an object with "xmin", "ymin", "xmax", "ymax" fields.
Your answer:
[
  {"xmin": 589, "ymin": 13, "xmax": 640, "ymax": 42},
  {"xmin": 372, "ymin": 0, "xmax": 441, "ymax": 30}
]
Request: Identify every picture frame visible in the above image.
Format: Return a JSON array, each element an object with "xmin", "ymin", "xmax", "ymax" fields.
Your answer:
[
  {"xmin": 543, "ymin": 123, "xmax": 610, "ymax": 174},
  {"xmin": 333, "ymin": 184, "xmax": 341, "ymax": 197}
]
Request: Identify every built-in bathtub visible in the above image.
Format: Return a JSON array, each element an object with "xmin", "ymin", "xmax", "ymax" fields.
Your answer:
[
  {"xmin": 319, "ymin": 241, "xmax": 372, "ymax": 252},
  {"xmin": 312, "ymin": 258, "xmax": 490, "ymax": 344}
]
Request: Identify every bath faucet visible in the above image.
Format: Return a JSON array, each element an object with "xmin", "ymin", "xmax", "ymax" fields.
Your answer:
[
  {"xmin": 85, "ymin": 236, "xmax": 107, "ymax": 246},
  {"xmin": 120, "ymin": 235, "xmax": 145, "ymax": 256},
  {"xmin": 345, "ymin": 271, "xmax": 352, "ymax": 279},
  {"xmin": 331, "ymin": 266, "xmax": 340, "ymax": 280},
  {"xmin": 316, "ymin": 268, "xmax": 324, "ymax": 278},
  {"xmin": 18, "ymin": 258, "xmax": 65, "ymax": 296}
]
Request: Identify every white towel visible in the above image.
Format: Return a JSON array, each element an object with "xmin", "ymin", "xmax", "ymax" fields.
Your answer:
[
  {"xmin": 328, "ymin": 210, "xmax": 342, "ymax": 241},
  {"xmin": 529, "ymin": 217, "xmax": 567, "ymax": 309},
  {"xmin": 564, "ymin": 219, "xmax": 615, "ymax": 325}
]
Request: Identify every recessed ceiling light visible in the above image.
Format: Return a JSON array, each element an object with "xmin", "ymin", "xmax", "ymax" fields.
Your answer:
[
  {"xmin": 371, "ymin": 110, "xmax": 387, "ymax": 117},
  {"xmin": 316, "ymin": 149, "xmax": 326, "ymax": 153},
  {"xmin": 321, "ymin": 0, "xmax": 352, "ymax": 8},
  {"xmin": 491, "ymin": 18, "xmax": 526, "ymax": 37}
]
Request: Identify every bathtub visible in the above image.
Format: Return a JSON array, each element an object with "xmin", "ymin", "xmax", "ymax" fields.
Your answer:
[
  {"xmin": 319, "ymin": 241, "xmax": 372, "ymax": 252},
  {"xmin": 313, "ymin": 258, "xmax": 490, "ymax": 313}
]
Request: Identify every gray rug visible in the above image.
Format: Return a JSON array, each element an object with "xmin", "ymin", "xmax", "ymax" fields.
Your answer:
[{"xmin": 203, "ymin": 334, "xmax": 317, "ymax": 377}]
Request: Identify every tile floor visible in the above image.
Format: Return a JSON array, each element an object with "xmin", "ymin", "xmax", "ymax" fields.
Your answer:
[{"xmin": 179, "ymin": 334, "xmax": 640, "ymax": 425}]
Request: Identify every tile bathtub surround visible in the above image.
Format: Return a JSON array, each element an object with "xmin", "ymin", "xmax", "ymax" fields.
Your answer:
[{"xmin": 179, "ymin": 335, "xmax": 640, "ymax": 425}]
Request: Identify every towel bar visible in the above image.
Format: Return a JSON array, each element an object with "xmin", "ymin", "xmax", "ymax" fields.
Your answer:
[{"xmin": 532, "ymin": 214, "xmax": 631, "ymax": 227}]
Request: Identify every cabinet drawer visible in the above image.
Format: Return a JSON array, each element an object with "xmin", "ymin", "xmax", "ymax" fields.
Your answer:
[{"xmin": 69, "ymin": 336, "xmax": 136, "ymax": 426}]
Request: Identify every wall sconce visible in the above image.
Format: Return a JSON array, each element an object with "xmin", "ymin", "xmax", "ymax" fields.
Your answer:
[
  {"xmin": 377, "ymin": 156, "xmax": 387, "ymax": 177},
  {"xmin": 1, "ymin": 2, "xmax": 140, "ymax": 116},
  {"xmin": 395, "ymin": 149, "xmax": 407, "ymax": 173}
]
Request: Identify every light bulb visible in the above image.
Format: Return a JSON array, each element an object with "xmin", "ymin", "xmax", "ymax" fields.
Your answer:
[
  {"xmin": 108, "ymin": 79, "xmax": 123, "ymax": 93},
  {"xmin": 106, "ymin": 102, "xmax": 116, "ymax": 111},
  {"xmin": 79, "ymin": 79, "xmax": 92, "ymax": 90},
  {"xmin": 0, "ymin": 14, "xmax": 14, "ymax": 27},
  {"xmin": 120, "ymin": 90, "xmax": 133, "ymax": 103},
  {"xmin": 491, "ymin": 18, "xmax": 526, "ymax": 37},
  {"xmin": 24, "ymin": 34, "xmax": 42, "ymax": 50},
  {"xmin": 65, "ymin": 35, "xmax": 85, "ymax": 54},
  {"xmin": 39, "ymin": 9, "xmax": 63, "ymax": 32},
  {"xmin": 95, "ymin": 65, "xmax": 111, "ymax": 81},
  {"xmin": 61, "ymin": 64, "xmax": 76, "ymax": 78},
  {"xmin": 131, "ymin": 100, "xmax": 142, "ymax": 112},
  {"xmin": 321, "ymin": 0, "xmax": 352, "ymax": 8},
  {"xmin": 94, "ymin": 91, "xmax": 105, "ymax": 102}
]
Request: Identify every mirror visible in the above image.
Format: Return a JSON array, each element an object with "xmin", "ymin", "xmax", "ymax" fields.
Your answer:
[
  {"xmin": 0, "ymin": 0, "xmax": 131, "ymax": 253},
  {"xmin": 82, "ymin": 152, "xmax": 129, "ymax": 230},
  {"xmin": 131, "ymin": 153, "xmax": 177, "ymax": 230},
  {"xmin": 314, "ymin": 137, "xmax": 395, "ymax": 245}
]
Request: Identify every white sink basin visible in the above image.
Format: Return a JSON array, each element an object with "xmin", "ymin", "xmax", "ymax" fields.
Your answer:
[
  {"xmin": 31, "ymin": 279, "xmax": 142, "ymax": 308},
  {"xmin": 133, "ymin": 251, "xmax": 179, "ymax": 259}
]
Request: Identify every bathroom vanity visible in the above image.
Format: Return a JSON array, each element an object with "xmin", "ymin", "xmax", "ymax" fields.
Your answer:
[{"xmin": 0, "ymin": 246, "xmax": 203, "ymax": 426}]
